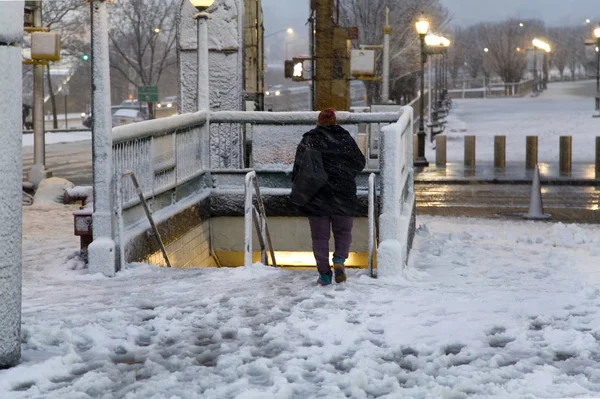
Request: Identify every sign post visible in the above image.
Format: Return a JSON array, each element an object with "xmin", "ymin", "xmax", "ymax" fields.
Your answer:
[{"xmin": 138, "ymin": 86, "xmax": 158, "ymax": 119}]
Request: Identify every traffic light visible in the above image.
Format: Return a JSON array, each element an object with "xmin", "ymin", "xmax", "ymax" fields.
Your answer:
[
  {"xmin": 81, "ymin": 54, "xmax": 89, "ymax": 61},
  {"xmin": 292, "ymin": 61, "xmax": 304, "ymax": 80},
  {"xmin": 285, "ymin": 59, "xmax": 306, "ymax": 81},
  {"xmin": 284, "ymin": 60, "xmax": 294, "ymax": 79}
]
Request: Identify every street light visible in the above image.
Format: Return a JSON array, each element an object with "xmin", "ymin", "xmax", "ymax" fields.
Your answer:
[
  {"xmin": 154, "ymin": 28, "xmax": 161, "ymax": 34},
  {"xmin": 189, "ymin": 0, "xmax": 214, "ymax": 11},
  {"xmin": 415, "ymin": 15, "xmax": 430, "ymax": 167},
  {"xmin": 532, "ymin": 38, "xmax": 551, "ymax": 91},
  {"xmin": 594, "ymin": 25, "xmax": 600, "ymax": 117},
  {"xmin": 264, "ymin": 27, "xmax": 294, "ymax": 39},
  {"xmin": 189, "ymin": 0, "xmax": 215, "ymax": 111}
]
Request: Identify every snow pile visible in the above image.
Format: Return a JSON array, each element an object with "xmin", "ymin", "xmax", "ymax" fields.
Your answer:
[
  {"xmin": 5, "ymin": 211, "xmax": 600, "ymax": 397},
  {"xmin": 31, "ymin": 177, "xmax": 74, "ymax": 207}
]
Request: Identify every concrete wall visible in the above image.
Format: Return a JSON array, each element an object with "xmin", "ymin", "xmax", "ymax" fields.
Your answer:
[
  {"xmin": 211, "ymin": 216, "xmax": 369, "ymax": 267},
  {"xmin": 148, "ymin": 219, "xmax": 217, "ymax": 268}
]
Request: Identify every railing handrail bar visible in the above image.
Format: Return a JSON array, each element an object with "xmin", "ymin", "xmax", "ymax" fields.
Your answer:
[
  {"xmin": 367, "ymin": 173, "xmax": 377, "ymax": 278},
  {"xmin": 209, "ymin": 110, "xmax": 401, "ymax": 124},
  {"xmin": 244, "ymin": 171, "xmax": 277, "ymax": 268},
  {"xmin": 253, "ymin": 177, "xmax": 277, "ymax": 268},
  {"xmin": 122, "ymin": 171, "xmax": 172, "ymax": 268},
  {"xmin": 112, "ymin": 110, "xmax": 208, "ymax": 144}
]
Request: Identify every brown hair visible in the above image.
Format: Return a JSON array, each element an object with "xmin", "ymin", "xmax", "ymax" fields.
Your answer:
[{"xmin": 317, "ymin": 108, "xmax": 337, "ymax": 126}]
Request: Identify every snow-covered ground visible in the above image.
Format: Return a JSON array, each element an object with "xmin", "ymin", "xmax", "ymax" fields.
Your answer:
[
  {"xmin": 434, "ymin": 80, "xmax": 600, "ymax": 164},
  {"xmin": 3, "ymin": 205, "xmax": 600, "ymax": 398},
  {"xmin": 22, "ymin": 131, "xmax": 91, "ymax": 148}
]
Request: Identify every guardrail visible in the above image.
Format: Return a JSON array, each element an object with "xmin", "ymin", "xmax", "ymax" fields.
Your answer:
[
  {"xmin": 449, "ymin": 80, "xmax": 534, "ymax": 99},
  {"xmin": 107, "ymin": 109, "xmax": 413, "ymax": 274}
]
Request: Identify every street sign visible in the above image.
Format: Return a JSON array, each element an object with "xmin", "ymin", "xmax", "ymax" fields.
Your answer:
[{"xmin": 138, "ymin": 86, "xmax": 159, "ymax": 102}]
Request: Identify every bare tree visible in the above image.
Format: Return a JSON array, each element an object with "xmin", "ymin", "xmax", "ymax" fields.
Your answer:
[
  {"xmin": 462, "ymin": 25, "xmax": 484, "ymax": 79},
  {"xmin": 109, "ymin": 0, "xmax": 178, "ymax": 112},
  {"xmin": 548, "ymin": 27, "xmax": 570, "ymax": 80},
  {"xmin": 339, "ymin": 0, "xmax": 448, "ymax": 104},
  {"xmin": 43, "ymin": 0, "xmax": 88, "ymax": 128},
  {"xmin": 447, "ymin": 26, "xmax": 466, "ymax": 87},
  {"xmin": 479, "ymin": 20, "xmax": 529, "ymax": 84}
]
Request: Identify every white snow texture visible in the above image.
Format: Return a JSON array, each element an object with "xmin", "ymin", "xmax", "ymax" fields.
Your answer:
[{"xmin": 4, "ymin": 212, "xmax": 600, "ymax": 397}]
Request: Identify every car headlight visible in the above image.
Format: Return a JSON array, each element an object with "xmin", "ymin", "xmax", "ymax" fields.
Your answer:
[
  {"xmin": 157, "ymin": 104, "xmax": 162, "ymax": 108},
  {"xmin": 81, "ymin": 112, "xmax": 86, "ymax": 117},
  {"xmin": 167, "ymin": 103, "xmax": 172, "ymax": 108}
]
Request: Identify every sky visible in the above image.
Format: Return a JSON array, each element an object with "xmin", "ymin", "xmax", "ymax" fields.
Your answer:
[{"xmin": 261, "ymin": 0, "xmax": 599, "ymax": 35}]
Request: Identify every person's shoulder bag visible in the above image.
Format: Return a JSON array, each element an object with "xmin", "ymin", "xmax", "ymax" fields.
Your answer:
[{"xmin": 290, "ymin": 143, "xmax": 328, "ymax": 206}]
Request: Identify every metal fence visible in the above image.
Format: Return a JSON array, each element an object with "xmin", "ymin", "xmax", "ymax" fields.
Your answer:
[
  {"xmin": 112, "ymin": 111, "xmax": 209, "ymax": 209},
  {"xmin": 448, "ymin": 80, "xmax": 534, "ymax": 99}
]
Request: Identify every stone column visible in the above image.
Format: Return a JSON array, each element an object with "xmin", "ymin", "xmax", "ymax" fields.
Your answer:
[{"xmin": 0, "ymin": 0, "xmax": 24, "ymax": 368}]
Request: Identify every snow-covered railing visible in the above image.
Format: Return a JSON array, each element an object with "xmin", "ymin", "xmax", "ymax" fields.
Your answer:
[
  {"xmin": 367, "ymin": 173, "xmax": 378, "ymax": 278},
  {"xmin": 112, "ymin": 111, "xmax": 209, "ymax": 208},
  {"xmin": 211, "ymin": 111, "xmax": 401, "ymax": 169},
  {"xmin": 377, "ymin": 106, "xmax": 416, "ymax": 276}
]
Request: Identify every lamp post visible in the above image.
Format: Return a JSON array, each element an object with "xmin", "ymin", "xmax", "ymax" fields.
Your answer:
[
  {"xmin": 594, "ymin": 25, "xmax": 600, "ymax": 117},
  {"xmin": 190, "ymin": 0, "xmax": 215, "ymax": 111},
  {"xmin": 264, "ymin": 27, "xmax": 293, "ymax": 39},
  {"xmin": 381, "ymin": 7, "xmax": 391, "ymax": 103},
  {"xmin": 415, "ymin": 16, "xmax": 430, "ymax": 167},
  {"xmin": 27, "ymin": 0, "xmax": 51, "ymax": 187},
  {"xmin": 532, "ymin": 38, "xmax": 551, "ymax": 94}
]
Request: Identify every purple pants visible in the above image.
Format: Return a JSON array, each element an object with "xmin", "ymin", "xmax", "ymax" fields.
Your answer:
[{"xmin": 308, "ymin": 216, "xmax": 354, "ymax": 274}]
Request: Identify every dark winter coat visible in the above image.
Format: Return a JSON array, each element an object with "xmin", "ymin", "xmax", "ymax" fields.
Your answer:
[{"xmin": 291, "ymin": 125, "xmax": 366, "ymax": 216}]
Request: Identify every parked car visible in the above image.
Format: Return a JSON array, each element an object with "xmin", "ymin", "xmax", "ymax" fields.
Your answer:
[{"xmin": 112, "ymin": 108, "xmax": 145, "ymax": 127}]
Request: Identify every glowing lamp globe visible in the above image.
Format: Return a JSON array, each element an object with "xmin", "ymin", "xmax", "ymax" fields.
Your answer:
[
  {"xmin": 595, "ymin": 26, "xmax": 600, "ymax": 39},
  {"xmin": 415, "ymin": 17, "xmax": 430, "ymax": 36},
  {"xmin": 189, "ymin": 0, "xmax": 215, "ymax": 11}
]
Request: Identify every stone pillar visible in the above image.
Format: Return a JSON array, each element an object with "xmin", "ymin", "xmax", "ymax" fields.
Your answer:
[
  {"xmin": 0, "ymin": 0, "xmax": 24, "ymax": 367},
  {"xmin": 88, "ymin": 0, "xmax": 116, "ymax": 277},
  {"xmin": 178, "ymin": 0, "xmax": 245, "ymax": 169}
]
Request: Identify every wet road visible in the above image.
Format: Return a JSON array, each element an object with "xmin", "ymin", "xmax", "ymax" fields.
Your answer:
[
  {"xmin": 415, "ymin": 183, "xmax": 600, "ymax": 223},
  {"xmin": 23, "ymin": 140, "xmax": 92, "ymax": 187}
]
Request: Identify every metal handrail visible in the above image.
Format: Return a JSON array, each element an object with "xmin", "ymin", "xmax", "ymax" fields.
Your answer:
[
  {"xmin": 367, "ymin": 173, "xmax": 378, "ymax": 278},
  {"xmin": 244, "ymin": 171, "xmax": 277, "ymax": 268},
  {"xmin": 122, "ymin": 171, "xmax": 172, "ymax": 268}
]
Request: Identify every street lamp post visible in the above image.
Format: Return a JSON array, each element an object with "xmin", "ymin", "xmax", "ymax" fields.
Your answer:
[
  {"xmin": 190, "ymin": 0, "xmax": 215, "ymax": 111},
  {"xmin": 381, "ymin": 7, "xmax": 391, "ymax": 103},
  {"xmin": 594, "ymin": 25, "xmax": 600, "ymax": 117},
  {"xmin": 190, "ymin": 0, "xmax": 215, "ymax": 172},
  {"xmin": 27, "ymin": 0, "xmax": 51, "ymax": 187},
  {"xmin": 415, "ymin": 16, "xmax": 430, "ymax": 167},
  {"xmin": 532, "ymin": 44, "xmax": 539, "ymax": 94},
  {"xmin": 532, "ymin": 38, "xmax": 551, "ymax": 95}
]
